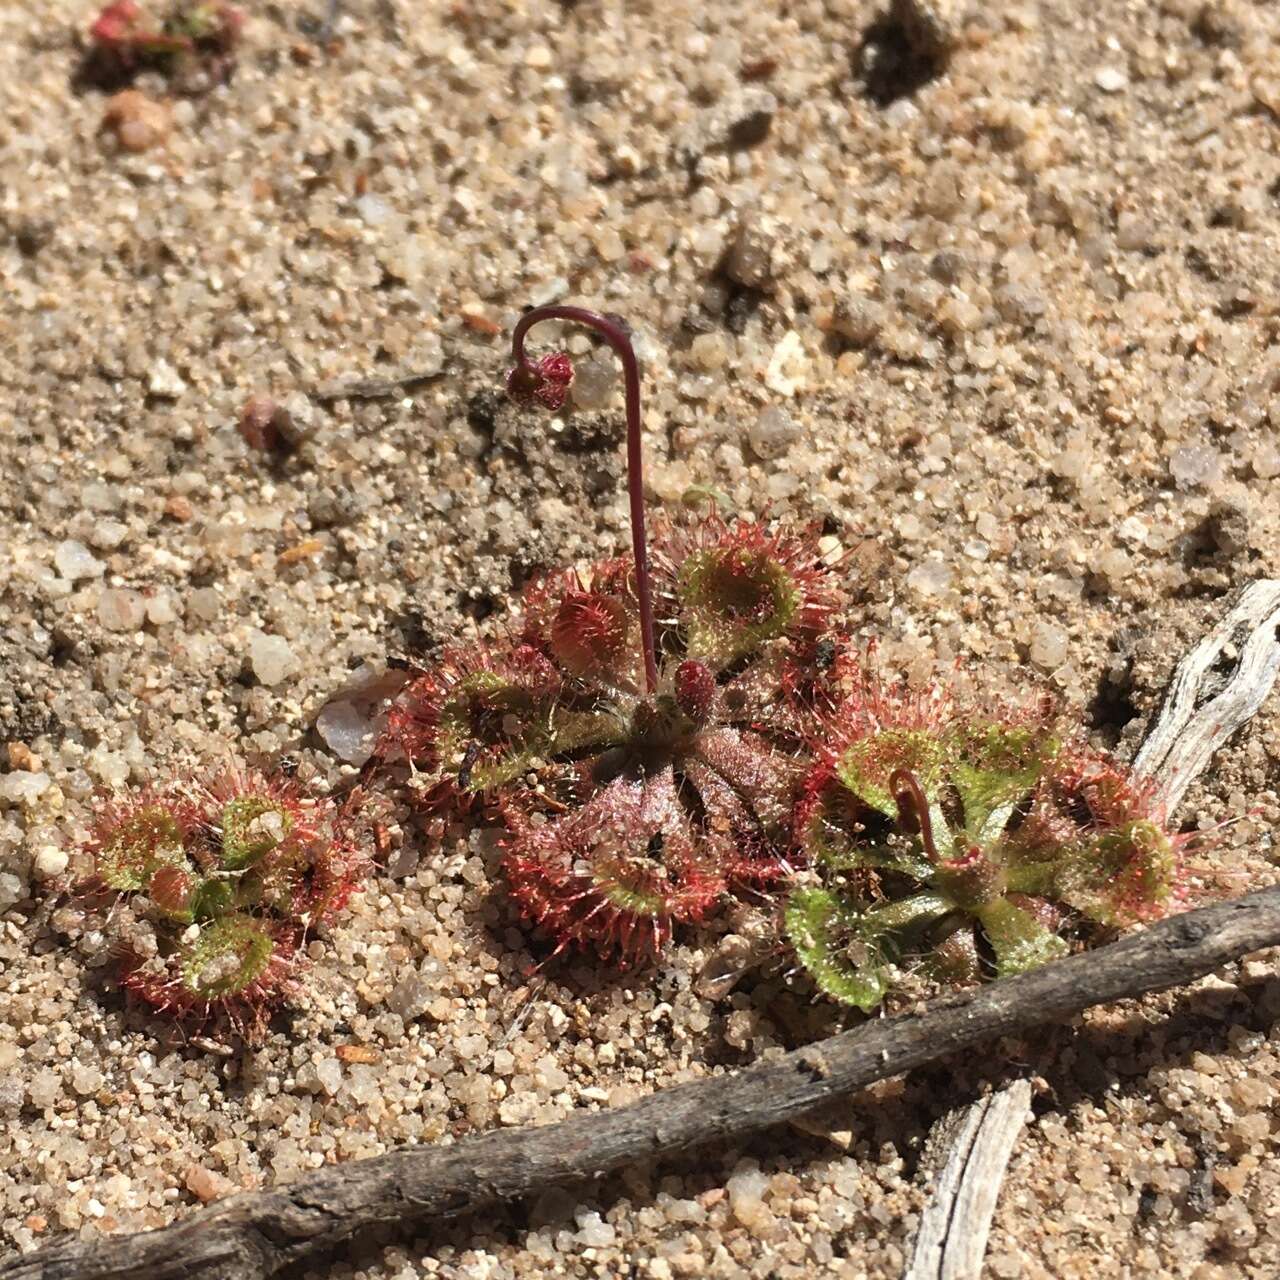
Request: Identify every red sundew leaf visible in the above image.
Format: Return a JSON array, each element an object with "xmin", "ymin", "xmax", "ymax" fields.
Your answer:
[
  {"xmin": 674, "ymin": 659, "xmax": 715, "ymax": 723},
  {"xmin": 502, "ymin": 771, "xmax": 725, "ymax": 964}
]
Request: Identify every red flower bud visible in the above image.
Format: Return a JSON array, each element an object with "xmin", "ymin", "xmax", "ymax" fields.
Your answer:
[
  {"xmin": 505, "ymin": 352, "xmax": 575, "ymax": 411},
  {"xmin": 674, "ymin": 659, "xmax": 715, "ymax": 723}
]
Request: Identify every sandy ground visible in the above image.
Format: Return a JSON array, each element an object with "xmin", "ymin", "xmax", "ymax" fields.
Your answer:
[{"xmin": 1, "ymin": 0, "xmax": 1279, "ymax": 1276}]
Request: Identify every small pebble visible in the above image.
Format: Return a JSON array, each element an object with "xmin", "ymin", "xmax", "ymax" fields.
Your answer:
[
  {"xmin": 189, "ymin": 587, "xmax": 222, "ymax": 623},
  {"xmin": 97, "ymin": 588, "xmax": 147, "ymax": 632},
  {"xmin": 315, "ymin": 1058, "xmax": 343, "ymax": 1096},
  {"xmin": 248, "ymin": 633, "xmax": 298, "ymax": 687},
  {"xmin": 32, "ymin": 847, "xmax": 68, "ymax": 880},
  {"xmin": 184, "ymin": 1166, "xmax": 236, "ymax": 1204},
  {"xmin": 0, "ymin": 873, "xmax": 24, "ymax": 910},
  {"xmin": 906, "ymin": 558, "xmax": 952, "ymax": 596},
  {"xmin": 1169, "ymin": 445, "xmax": 1224, "ymax": 490},
  {"xmin": 54, "ymin": 540, "xmax": 103, "ymax": 582},
  {"xmin": 70, "ymin": 1064, "xmax": 103, "ymax": 1096},
  {"xmin": 0, "ymin": 772, "xmax": 51, "ymax": 806},
  {"xmin": 1251, "ymin": 442, "xmax": 1280, "ymax": 479},
  {"xmin": 748, "ymin": 406, "xmax": 802, "ymax": 460},
  {"xmin": 690, "ymin": 332, "xmax": 729, "ymax": 371},
  {"xmin": 102, "ymin": 90, "xmax": 170, "ymax": 152},
  {"xmin": 1029, "ymin": 621, "xmax": 1069, "ymax": 670},
  {"xmin": 146, "ymin": 592, "xmax": 179, "ymax": 626},
  {"xmin": 316, "ymin": 699, "xmax": 378, "ymax": 765},
  {"xmin": 764, "ymin": 331, "xmax": 808, "ymax": 397},
  {"xmin": 148, "ymin": 360, "xmax": 188, "ymax": 399},
  {"xmin": 724, "ymin": 216, "xmax": 774, "ymax": 289},
  {"xmin": 89, "ymin": 520, "xmax": 129, "ymax": 551},
  {"xmin": 569, "ymin": 356, "xmax": 617, "ymax": 410}
]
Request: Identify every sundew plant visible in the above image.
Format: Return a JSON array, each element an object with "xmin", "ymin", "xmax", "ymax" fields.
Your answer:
[{"xmin": 374, "ymin": 307, "xmax": 1195, "ymax": 989}]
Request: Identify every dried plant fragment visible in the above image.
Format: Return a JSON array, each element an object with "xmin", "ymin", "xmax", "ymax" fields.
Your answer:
[{"xmin": 84, "ymin": 0, "xmax": 244, "ymax": 92}]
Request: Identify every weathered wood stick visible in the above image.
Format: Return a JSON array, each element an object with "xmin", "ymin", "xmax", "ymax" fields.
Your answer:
[
  {"xmin": 1133, "ymin": 579, "xmax": 1280, "ymax": 813},
  {"xmin": 5, "ymin": 887, "xmax": 1279, "ymax": 1280},
  {"xmin": 904, "ymin": 1080, "xmax": 1033, "ymax": 1280}
]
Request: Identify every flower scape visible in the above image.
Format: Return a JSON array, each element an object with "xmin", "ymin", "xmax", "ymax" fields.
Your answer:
[{"xmin": 74, "ymin": 306, "xmax": 1202, "ymax": 1038}]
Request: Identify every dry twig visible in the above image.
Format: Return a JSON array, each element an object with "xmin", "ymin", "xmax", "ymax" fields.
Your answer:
[
  {"xmin": 1133, "ymin": 579, "xmax": 1280, "ymax": 813},
  {"xmin": 5, "ymin": 888, "xmax": 1280, "ymax": 1280},
  {"xmin": 904, "ymin": 1080, "xmax": 1033, "ymax": 1280}
]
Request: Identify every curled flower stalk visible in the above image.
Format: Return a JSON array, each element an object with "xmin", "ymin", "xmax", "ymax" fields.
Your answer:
[
  {"xmin": 377, "ymin": 306, "xmax": 856, "ymax": 963},
  {"xmin": 786, "ymin": 672, "xmax": 1194, "ymax": 1010},
  {"xmin": 79, "ymin": 765, "xmax": 366, "ymax": 1039},
  {"xmin": 508, "ymin": 306, "xmax": 659, "ymax": 692}
]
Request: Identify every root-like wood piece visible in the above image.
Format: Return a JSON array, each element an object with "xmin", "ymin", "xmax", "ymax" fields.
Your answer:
[
  {"xmin": 1133, "ymin": 578, "xmax": 1280, "ymax": 813},
  {"xmin": 905, "ymin": 1080, "xmax": 1033, "ymax": 1280},
  {"xmin": 6, "ymin": 887, "xmax": 1280, "ymax": 1280}
]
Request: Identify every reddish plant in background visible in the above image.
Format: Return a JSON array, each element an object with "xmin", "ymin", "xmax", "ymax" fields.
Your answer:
[
  {"xmin": 79, "ymin": 765, "xmax": 366, "ymax": 1040},
  {"xmin": 377, "ymin": 306, "xmax": 855, "ymax": 964},
  {"xmin": 84, "ymin": 0, "xmax": 243, "ymax": 88}
]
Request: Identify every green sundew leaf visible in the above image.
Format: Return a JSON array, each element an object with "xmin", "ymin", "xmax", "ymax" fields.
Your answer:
[
  {"xmin": 975, "ymin": 800, "xmax": 1018, "ymax": 851},
  {"xmin": 785, "ymin": 888, "xmax": 891, "ymax": 1011},
  {"xmin": 835, "ymin": 731, "xmax": 946, "ymax": 818},
  {"xmin": 678, "ymin": 548, "xmax": 799, "ymax": 668},
  {"xmin": 949, "ymin": 723, "xmax": 1058, "ymax": 834},
  {"xmin": 1002, "ymin": 859, "xmax": 1059, "ymax": 897},
  {"xmin": 220, "ymin": 795, "xmax": 294, "ymax": 870},
  {"xmin": 679, "ymin": 484, "xmax": 734, "ymax": 515},
  {"xmin": 179, "ymin": 916, "xmax": 275, "ymax": 999},
  {"xmin": 191, "ymin": 877, "xmax": 235, "ymax": 921},
  {"xmin": 439, "ymin": 673, "xmax": 554, "ymax": 793},
  {"xmin": 976, "ymin": 897, "xmax": 1069, "ymax": 977},
  {"xmin": 926, "ymin": 800, "xmax": 960, "ymax": 861},
  {"xmin": 1055, "ymin": 821, "xmax": 1177, "ymax": 927},
  {"xmin": 799, "ymin": 776, "xmax": 939, "ymax": 881},
  {"xmin": 859, "ymin": 890, "xmax": 953, "ymax": 935},
  {"xmin": 237, "ymin": 841, "xmax": 307, "ymax": 917},
  {"xmin": 818, "ymin": 839, "xmax": 936, "ymax": 882},
  {"xmin": 98, "ymin": 807, "xmax": 186, "ymax": 892}
]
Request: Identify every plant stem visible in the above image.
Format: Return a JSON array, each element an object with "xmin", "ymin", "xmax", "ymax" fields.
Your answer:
[
  {"xmin": 890, "ymin": 768, "xmax": 941, "ymax": 863},
  {"xmin": 511, "ymin": 306, "xmax": 659, "ymax": 692}
]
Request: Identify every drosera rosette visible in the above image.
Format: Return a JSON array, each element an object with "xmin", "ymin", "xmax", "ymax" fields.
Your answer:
[
  {"xmin": 373, "ymin": 305, "xmax": 861, "ymax": 964},
  {"xmin": 785, "ymin": 667, "xmax": 1203, "ymax": 1010},
  {"xmin": 77, "ymin": 763, "xmax": 368, "ymax": 1040}
]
